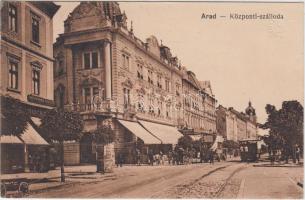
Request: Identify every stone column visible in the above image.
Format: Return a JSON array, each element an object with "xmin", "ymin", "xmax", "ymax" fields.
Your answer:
[{"xmin": 104, "ymin": 41, "xmax": 112, "ymax": 100}]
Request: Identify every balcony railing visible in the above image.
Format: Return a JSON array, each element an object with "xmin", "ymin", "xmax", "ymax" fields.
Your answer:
[
  {"xmin": 65, "ymin": 100, "xmax": 116, "ymax": 113},
  {"xmin": 123, "ymin": 104, "xmax": 137, "ymax": 114}
]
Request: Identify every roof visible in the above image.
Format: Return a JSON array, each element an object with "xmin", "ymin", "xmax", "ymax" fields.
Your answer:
[
  {"xmin": 139, "ymin": 120, "xmax": 183, "ymax": 144},
  {"xmin": 118, "ymin": 120, "xmax": 161, "ymax": 144}
]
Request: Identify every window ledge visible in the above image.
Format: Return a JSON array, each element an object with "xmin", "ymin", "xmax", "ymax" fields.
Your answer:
[
  {"xmin": 30, "ymin": 40, "xmax": 41, "ymax": 48},
  {"xmin": 7, "ymin": 87, "xmax": 21, "ymax": 94}
]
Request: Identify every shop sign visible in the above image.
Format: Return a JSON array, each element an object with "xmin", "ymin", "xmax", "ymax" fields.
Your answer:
[{"xmin": 27, "ymin": 94, "xmax": 55, "ymax": 107}]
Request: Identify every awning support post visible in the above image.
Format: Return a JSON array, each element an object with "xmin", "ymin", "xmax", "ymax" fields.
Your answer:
[{"xmin": 24, "ymin": 144, "xmax": 29, "ymax": 172}]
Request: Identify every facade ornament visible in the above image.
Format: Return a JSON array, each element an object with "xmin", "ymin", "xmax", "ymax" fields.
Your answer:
[{"xmin": 121, "ymin": 78, "xmax": 133, "ymax": 88}]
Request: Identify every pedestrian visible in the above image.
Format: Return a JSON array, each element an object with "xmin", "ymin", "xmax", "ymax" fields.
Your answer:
[
  {"xmin": 168, "ymin": 150, "xmax": 173, "ymax": 165},
  {"xmin": 155, "ymin": 153, "xmax": 160, "ymax": 165},
  {"xmin": 136, "ymin": 148, "xmax": 141, "ymax": 166},
  {"xmin": 160, "ymin": 151, "xmax": 164, "ymax": 165},
  {"xmin": 296, "ymin": 145, "xmax": 301, "ymax": 164},
  {"xmin": 117, "ymin": 152, "xmax": 124, "ymax": 167},
  {"xmin": 244, "ymin": 145, "xmax": 249, "ymax": 163},
  {"xmin": 209, "ymin": 150, "xmax": 214, "ymax": 164},
  {"xmin": 148, "ymin": 149, "xmax": 154, "ymax": 166}
]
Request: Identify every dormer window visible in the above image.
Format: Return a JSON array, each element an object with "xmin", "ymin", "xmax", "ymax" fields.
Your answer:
[{"xmin": 83, "ymin": 51, "xmax": 99, "ymax": 69}]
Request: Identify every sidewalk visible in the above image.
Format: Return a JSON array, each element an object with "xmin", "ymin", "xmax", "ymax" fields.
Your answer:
[
  {"xmin": 0, "ymin": 165, "xmax": 104, "ymax": 196},
  {"xmin": 237, "ymin": 162, "xmax": 303, "ymax": 199}
]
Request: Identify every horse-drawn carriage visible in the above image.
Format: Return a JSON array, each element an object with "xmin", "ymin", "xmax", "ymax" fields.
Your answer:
[{"xmin": 1, "ymin": 178, "xmax": 29, "ymax": 197}]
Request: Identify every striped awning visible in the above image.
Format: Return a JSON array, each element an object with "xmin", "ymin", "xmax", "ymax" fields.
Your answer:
[
  {"xmin": 19, "ymin": 123, "xmax": 49, "ymax": 145},
  {"xmin": 118, "ymin": 120, "xmax": 161, "ymax": 144},
  {"xmin": 139, "ymin": 120, "xmax": 183, "ymax": 144},
  {"xmin": 0, "ymin": 135, "xmax": 23, "ymax": 144}
]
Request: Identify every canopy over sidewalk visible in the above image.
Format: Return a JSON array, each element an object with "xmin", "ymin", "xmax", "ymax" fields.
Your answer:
[
  {"xmin": 139, "ymin": 120, "xmax": 183, "ymax": 144},
  {"xmin": 118, "ymin": 120, "xmax": 162, "ymax": 144}
]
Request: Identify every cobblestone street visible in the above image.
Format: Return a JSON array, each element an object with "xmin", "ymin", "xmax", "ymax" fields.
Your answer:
[{"xmin": 27, "ymin": 160, "xmax": 303, "ymax": 198}]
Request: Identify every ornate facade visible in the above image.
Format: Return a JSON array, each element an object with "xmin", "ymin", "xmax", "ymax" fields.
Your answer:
[{"xmin": 54, "ymin": 2, "xmax": 217, "ymax": 164}]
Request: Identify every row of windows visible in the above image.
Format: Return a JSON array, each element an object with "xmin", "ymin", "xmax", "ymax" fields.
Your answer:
[
  {"xmin": 8, "ymin": 58, "xmax": 41, "ymax": 95},
  {"xmin": 8, "ymin": 4, "xmax": 41, "ymax": 44}
]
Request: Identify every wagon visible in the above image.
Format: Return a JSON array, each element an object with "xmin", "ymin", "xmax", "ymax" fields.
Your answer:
[{"xmin": 1, "ymin": 178, "xmax": 29, "ymax": 197}]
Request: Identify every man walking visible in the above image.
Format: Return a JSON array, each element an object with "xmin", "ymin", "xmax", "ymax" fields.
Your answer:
[{"xmin": 296, "ymin": 144, "xmax": 301, "ymax": 164}]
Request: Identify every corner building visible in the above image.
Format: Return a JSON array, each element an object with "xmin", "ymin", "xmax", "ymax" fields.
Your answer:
[{"xmin": 54, "ymin": 2, "xmax": 216, "ymax": 164}]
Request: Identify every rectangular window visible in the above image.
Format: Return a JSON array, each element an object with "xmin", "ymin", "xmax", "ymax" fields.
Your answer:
[
  {"xmin": 122, "ymin": 54, "xmax": 130, "ymax": 70},
  {"xmin": 91, "ymin": 52, "xmax": 98, "ymax": 68},
  {"xmin": 137, "ymin": 64, "xmax": 143, "ymax": 79},
  {"xmin": 157, "ymin": 75, "xmax": 162, "ymax": 89},
  {"xmin": 8, "ymin": 61, "xmax": 18, "ymax": 89},
  {"xmin": 83, "ymin": 52, "xmax": 99, "ymax": 69},
  {"xmin": 165, "ymin": 80, "xmax": 170, "ymax": 92},
  {"xmin": 84, "ymin": 53, "xmax": 90, "ymax": 69},
  {"xmin": 93, "ymin": 87, "xmax": 99, "ymax": 97},
  {"xmin": 84, "ymin": 88, "xmax": 91, "ymax": 104},
  {"xmin": 31, "ymin": 14, "xmax": 40, "ymax": 43},
  {"xmin": 148, "ymin": 70, "xmax": 153, "ymax": 85},
  {"xmin": 32, "ymin": 69, "xmax": 40, "ymax": 95},
  {"xmin": 123, "ymin": 88, "xmax": 130, "ymax": 108},
  {"xmin": 8, "ymin": 4, "xmax": 17, "ymax": 32},
  {"xmin": 176, "ymin": 84, "xmax": 180, "ymax": 96}
]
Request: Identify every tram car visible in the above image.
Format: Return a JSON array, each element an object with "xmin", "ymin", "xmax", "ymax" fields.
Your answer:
[{"xmin": 239, "ymin": 139, "xmax": 260, "ymax": 162}]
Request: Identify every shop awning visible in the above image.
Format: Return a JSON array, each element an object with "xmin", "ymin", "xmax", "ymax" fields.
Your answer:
[
  {"xmin": 210, "ymin": 135, "xmax": 224, "ymax": 151},
  {"xmin": 118, "ymin": 120, "xmax": 162, "ymax": 144},
  {"xmin": 19, "ymin": 123, "xmax": 49, "ymax": 145},
  {"xmin": 139, "ymin": 120, "xmax": 183, "ymax": 144},
  {"xmin": 190, "ymin": 135, "xmax": 202, "ymax": 141},
  {"xmin": 0, "ymin": 135, "xmax": 23, "ymax": 144},
  {"xmin": 31, "ymin": 117, "xmax": 42, "ymax": 126}
]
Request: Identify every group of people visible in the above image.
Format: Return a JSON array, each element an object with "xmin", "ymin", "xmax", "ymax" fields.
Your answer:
[
  {"xmin": 270, "ymin": 144, "xmax": 301, "ymax": 164},
  {"xmin": 28, "ymin": 152, "xmax": 48, "ymax": 172},
  {"xmin": 145, "ymin": 147, "xmax": 222, "ymax": 166}
]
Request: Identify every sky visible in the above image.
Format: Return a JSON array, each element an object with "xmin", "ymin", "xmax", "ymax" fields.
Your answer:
[{"xmin": 52, "ymin": 1, "xmax": 304, "ymax": 124}]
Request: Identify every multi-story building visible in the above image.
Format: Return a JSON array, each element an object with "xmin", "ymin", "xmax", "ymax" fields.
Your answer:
[
  {"xmin": 0, "ymin": 1, "xmax": 60, "ymax": 172},
  {"xmin": 216, "ymin": 102, "xmax": 258, "ymax": 142},
  {"xmin": 216, "ymin": 105, "xmax": 238, "ymax": 141},
  {"xmin": 199, "ymin": 81, "xmax": 217, "ymax": 134},
  {"xmin": 53, "ymin": 2, "xmax": 218, "ymax": 165},
  {"xmin": 180, "ymin": 71, "xmax": 217, "ymax": 135},
  {"xmin": 53, "ymin": 2, "xmax": 187, "ymax": 164}
]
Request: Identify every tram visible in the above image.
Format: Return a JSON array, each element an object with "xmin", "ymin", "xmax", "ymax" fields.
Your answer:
[{"xmin": 239, "ymin": 139, "xmax": 260, "ymax": 162}]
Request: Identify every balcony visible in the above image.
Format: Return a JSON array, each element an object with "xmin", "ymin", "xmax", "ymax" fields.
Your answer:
[
  {"xmin": 66, "ymin": 100, "xmax": 117, "ymax": 114},
  {"xmin": 123, "ymin": 104, "xmax": 137, "ymax": 117}
]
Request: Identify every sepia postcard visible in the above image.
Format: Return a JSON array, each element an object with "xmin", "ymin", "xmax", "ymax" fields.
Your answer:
[{"xmin": 0, "ymin": 0, "xmax": 303, "ymax": 199}]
